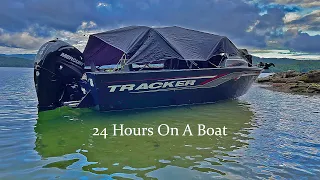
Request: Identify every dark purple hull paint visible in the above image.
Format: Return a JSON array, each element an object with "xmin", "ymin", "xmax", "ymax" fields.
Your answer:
[{"xmin": 84, "ymin": 67, "xmax": 262, "ymax": 111}]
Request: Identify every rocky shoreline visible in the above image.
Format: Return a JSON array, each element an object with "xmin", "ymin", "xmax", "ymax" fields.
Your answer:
[{"xmin": 257, "ymin": 70, "xmax": 320, "ymax": 94}]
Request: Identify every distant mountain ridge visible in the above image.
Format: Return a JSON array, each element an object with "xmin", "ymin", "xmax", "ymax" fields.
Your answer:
[
  {"xmin": 0, "ymin": 56, "xmax": 34, "ymax": 68},
  {"xmin": 252, "ymin": 56, "xmax": 319, "ymax": 64},
  {"xmin": 0, "ymin": 54, "xmax": 319, "ymax": 71},
  {"xmin": 0, "ymin": 54, "xmax": 36, "ymax": 60}
]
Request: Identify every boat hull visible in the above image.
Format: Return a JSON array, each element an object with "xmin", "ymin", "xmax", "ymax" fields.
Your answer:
[{"xmin": 85, "ymin": 67, "xmax": 261, "ymax": 111}]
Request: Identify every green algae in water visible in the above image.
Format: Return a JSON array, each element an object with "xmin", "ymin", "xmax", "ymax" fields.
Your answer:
[
  {"xmin": 35, "ymin": 100, "xmax": 254, "ymax": 178},
  {"xmin": 43, "ymin": 159, "xmax": 79, "ymax": 169}
]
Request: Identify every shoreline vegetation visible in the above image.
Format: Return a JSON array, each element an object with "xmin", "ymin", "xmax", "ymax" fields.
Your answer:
[
  {"xmin": 257, "ymin": 70, "xmax": 320, "ymax": 94},
  {"xmin": 0, "ymin": 56, "xmax": 34, "ymax": 68}
]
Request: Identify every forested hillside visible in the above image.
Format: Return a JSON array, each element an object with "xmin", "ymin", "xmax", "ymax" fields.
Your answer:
[{"xmin": 0, "ymin": 56, "xmax": 34, "ymax": 68}]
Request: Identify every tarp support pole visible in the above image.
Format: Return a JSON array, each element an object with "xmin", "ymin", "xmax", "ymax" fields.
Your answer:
[
  {"xmin": 112, "ymin": 53, "xmax": 127, "ymax": 71},
  {"xmin": 90, "ymin": 62, "xmax": 98, "ymax": 72}
]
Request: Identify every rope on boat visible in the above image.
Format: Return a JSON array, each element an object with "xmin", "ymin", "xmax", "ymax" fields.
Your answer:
[{"xmin": 112, "ymin": 53, "xmax": 127, "ymax": 72}]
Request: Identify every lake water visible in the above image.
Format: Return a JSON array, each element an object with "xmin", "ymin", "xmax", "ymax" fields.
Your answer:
[{"xmin": 0, "ymin": 67, "xmax": 319, "ymax": 179}]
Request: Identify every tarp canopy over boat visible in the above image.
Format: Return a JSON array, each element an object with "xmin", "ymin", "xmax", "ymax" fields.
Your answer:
[{"xmin": 83, "ymin": 26, "xmax": 242, "ymax": 66}]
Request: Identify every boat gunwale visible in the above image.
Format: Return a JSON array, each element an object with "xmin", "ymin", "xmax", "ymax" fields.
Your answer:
[{"xmin": 87, "ymin": 67, "xmax": 263, "ymax": 75}]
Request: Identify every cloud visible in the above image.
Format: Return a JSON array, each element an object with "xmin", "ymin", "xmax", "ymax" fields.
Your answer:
[
  {"xmin": 0, "ymin": 31, "xmax": 49, "ymax": 49},
  {"xmin": 79, "ymin": 21, "xmax": 97, "ymax": 30},
  {"xmin": 107, "ymin": 0, "xmax": 264, "ymax": 47},
  {"xmin": 251, "ymin": 49, "xmax": 320, "ymax": 60},
  {"xmin": 0, "ymin": 23, "xmax": 104, "ymax": 51},
  {"xmin": 0, "ymin": 0, "xmax": 101, "ymax": 32},
  {"xmin": 0, "ymin": 0, "xmax": 319, "ymax": 56},
  {"xmin": 97, "ymin": 2, "xmax": 110, "ymax": 8},
  {"xmin": 0, "ymin": 0, "xmax": 262, "ymax": 47},
  {"xmin": 243, "ymin": 7, "xmax": 286, "ymax": 48},
  {"xmin": 285, "ymin": 31, "xmax": 320, "ymax": 53},
  {"xmin": 255, "ymin": 8, "xmax": 286, "ymax": 30},
  {"xmin": 283, "ymin": 12, "xmax": 301, "ymax": 23},
  {"xmin": 286, "ymin": 9, "xmax": 320, "ymax": 31},
  {"xmin": 0, "ymin": 46, "xmax": 37, "ymax": 54},
  {"xmin": 270, "ymin": 0, "xmax": 320, "ymax": 8}
]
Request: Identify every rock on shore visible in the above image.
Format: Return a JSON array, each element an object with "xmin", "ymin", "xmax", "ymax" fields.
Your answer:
[{"xmin": 257, "ymin": 70, "xmax": 320, "ymax": 94}]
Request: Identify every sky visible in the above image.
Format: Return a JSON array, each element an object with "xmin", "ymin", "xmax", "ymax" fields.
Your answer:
[{"xmin": 0, "ymin": 0, "xmax": 319, "ymax": 59}]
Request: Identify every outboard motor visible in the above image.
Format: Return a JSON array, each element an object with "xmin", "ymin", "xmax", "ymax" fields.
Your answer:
[{"xmin": 34, "ymin": 40, "xmax": 85, "ymax": 111}]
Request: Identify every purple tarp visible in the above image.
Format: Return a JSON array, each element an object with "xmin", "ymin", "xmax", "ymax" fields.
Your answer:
[{"xmin": 83, "ymin": 26, "xmax": 241, "ymax": 66}]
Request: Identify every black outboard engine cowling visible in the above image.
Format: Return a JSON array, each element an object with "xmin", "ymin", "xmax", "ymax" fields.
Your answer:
[{"xmin": 34, "ymin": 40, "xmax": 85, "ymax": 111}]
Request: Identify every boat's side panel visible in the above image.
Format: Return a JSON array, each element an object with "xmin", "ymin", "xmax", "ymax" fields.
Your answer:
[{"xmin": 86, "ymin": 68, "xmax": 261, "ymax": 111}]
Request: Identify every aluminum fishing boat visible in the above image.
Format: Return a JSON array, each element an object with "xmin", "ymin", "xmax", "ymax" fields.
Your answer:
[{"xmin": 34, "ymin": 26, "xmax": 262, "ymax": 111}]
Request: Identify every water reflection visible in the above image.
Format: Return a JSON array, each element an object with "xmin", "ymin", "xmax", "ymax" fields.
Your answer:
[
  {"xmin": 1, "ymin": 68, "xmax": 319, "ymax": 179},
  {"xmin": 35, "ymin": 101, "xmax": 254, "ymax": 179}
]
